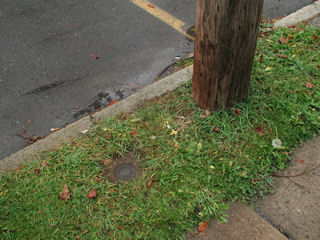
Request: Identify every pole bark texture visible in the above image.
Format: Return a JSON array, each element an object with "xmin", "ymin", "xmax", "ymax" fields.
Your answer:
[{"xmin": 192, "ymin": 0, "xmax": 264, "ymax": 110}]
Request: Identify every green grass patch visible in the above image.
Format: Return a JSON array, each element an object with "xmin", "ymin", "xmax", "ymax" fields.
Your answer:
[
  {"xmin": 1, "ymin": 25, "xmax": 319, "ymax": 239},
  {"xmin": 175, "ymin": 57, "xmax": 194, "ymax": 68}
]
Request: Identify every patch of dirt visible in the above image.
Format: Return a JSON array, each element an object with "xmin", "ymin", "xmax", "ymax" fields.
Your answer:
[{"xmin": 102, "ymin": 153, "xmax": 141, "ymax": 183}]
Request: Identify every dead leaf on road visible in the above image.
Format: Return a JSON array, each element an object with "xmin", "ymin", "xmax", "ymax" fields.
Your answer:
[
  {"xmin": 60, "ymin": 184, "xmax": 70, "ymax": 200},
  {"xmin": 91, "ymin": 54, "xmax": 100, "ymax": 59},
  {"xmin": 108, "ymin": 100, "xmax": 119, "ymax": 106}
]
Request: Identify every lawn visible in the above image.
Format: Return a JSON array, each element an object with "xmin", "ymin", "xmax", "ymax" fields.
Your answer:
[{"xmin": 0, "ymin": 25, "xmax": 319, "ymax": 239}]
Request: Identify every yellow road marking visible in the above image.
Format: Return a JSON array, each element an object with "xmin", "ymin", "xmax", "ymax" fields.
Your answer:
[{"xmin": 130, "ymin": 0, "xmax": 194, "ymax": 41}]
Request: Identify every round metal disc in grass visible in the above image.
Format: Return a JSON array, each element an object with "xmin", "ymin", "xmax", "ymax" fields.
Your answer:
[{"xmin": 102, "ymin": 153, "xmax": 141, "ymax": 183}]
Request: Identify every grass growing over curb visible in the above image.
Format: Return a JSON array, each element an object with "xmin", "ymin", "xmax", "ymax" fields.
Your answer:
[{"xmin": 1, "ymin": 25, "xmax": 319, "ymax": 239}]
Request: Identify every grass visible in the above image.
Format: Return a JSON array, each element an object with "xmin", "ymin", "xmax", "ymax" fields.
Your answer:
[
  {"xmin": 1, "ymin": 25, "xmax": 319, "ymax": 239},
  {"xmin": 175, "ymin": 57, "xmax": 194, "ymax": 69}
]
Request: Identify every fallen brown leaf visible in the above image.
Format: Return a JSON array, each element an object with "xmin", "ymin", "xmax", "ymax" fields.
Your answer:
[
  {"xmin": 101, "ymin": 159, "xmax": 112, "ymax": 166},
  {"xmin": 235, "ymin": 109, "xmax": 241, "ymax": 115},
  {"xmin": 90, "ymin": 54, "xmax": 100, "ymax": 59},
  {"xmin": 60, "ymin": 184, "xmax": 70, "ymax": 200},
  {"xmin": 278, "ymin": 54, "xmax": 288, "ymax": 59},
  {"xmin": 147, "ymin": 3, "xmax": 155, "ymax": 8},
  {"xmin": 306, "ymin": 83, "xmax": 314, "ymax": 89},
  {"xmin": 34, "ymin": 169, "xmax": 41, "ymax": 176},
  {"xmin": 131, "ymin": 130, "xmax": 138, "ymax": 136},
  {"xmin": 255, "ymin": 125, "xmax": 264, "ymax": 135},
  {"xmin": 108, "ymin": 100, "xmax": 119, "ymax": 106},
  {"xmin": 87, "ymin": 189, "xmax": 97, "ymax": 199},
  {"xmin": 94, "ymin": 176, "xmax": 102, "ymax": 182},
  {"xmin": 196, "ymin": 220, "xmax": 209, "ymax": 235},
  {"xmin": 279, "ymin": 37, "xmax": 286, "ymax": 44},
  {"xmin": 42, "ymin": 161, "xmax": 49, "ymax": 167},
  {"xmin": 147, "ymin": 177, "xmax": 153, "ymax": 188}
]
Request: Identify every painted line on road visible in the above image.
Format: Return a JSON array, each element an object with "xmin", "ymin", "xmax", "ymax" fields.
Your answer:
[{"xmin": 130, "ymin": 0, "xmax": 195, "ymax": 41}]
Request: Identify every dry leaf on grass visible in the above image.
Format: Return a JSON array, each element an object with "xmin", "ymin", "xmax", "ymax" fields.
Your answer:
[
  {"xmin": 147, "ymin": 177, "xmax": 153, "ymax": 188},
  {"xmin": 42, "ymin": 161, "xmax": 49, "ymax": 167},
  {"xmin": 196, "ymin": 220, "xmax": 209, "ymax": 235},
  {"xmin": 87, "ymin": 189, "xmax": 97, "ymax": 199},
  {"xmin": 60, "ymin": 184, "xmax": 70, "ymax": 200}
]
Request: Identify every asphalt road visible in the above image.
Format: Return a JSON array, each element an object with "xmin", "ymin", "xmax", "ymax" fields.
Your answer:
[{"xmin": 0, "ymin": 0, "xmax": 313, "ymax": 160}]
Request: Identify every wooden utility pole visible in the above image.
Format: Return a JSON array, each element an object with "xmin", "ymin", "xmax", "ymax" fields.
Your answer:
[{"xmin": 192, "ymin": 0, "xmax": 264, "ymax": 110}]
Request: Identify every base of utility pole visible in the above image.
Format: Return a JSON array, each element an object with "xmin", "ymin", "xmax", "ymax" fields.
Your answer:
[{"xmin": 192, "ymin": 0, "xmax": 264, "ymax": 110}]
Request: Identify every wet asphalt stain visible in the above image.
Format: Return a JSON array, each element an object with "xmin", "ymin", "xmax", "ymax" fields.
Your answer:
[
  {"xmin": 25, "ymin": 76, "xmax": 84, "ymax": 94},
  {"xmin": 72, "ymin": 82, "xmax": 148, "ymax": 119},
  {"xmin": 73, "ymin": 89, "xmax": 125, "ymax": 118}
]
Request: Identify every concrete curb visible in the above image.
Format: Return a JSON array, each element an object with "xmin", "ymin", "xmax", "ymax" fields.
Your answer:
[
  {"xmin": 0, "ymin": 66, "xmax": 193, "ymax": 172},
  {"xmin": 274, "ymin": 0, "xmax": 320, "ymax": 27}
]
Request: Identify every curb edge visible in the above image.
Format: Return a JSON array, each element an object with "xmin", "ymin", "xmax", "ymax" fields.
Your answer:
[{"xmin": 274, "ymin": 1, "xmax": 320, "ymax": 27}]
